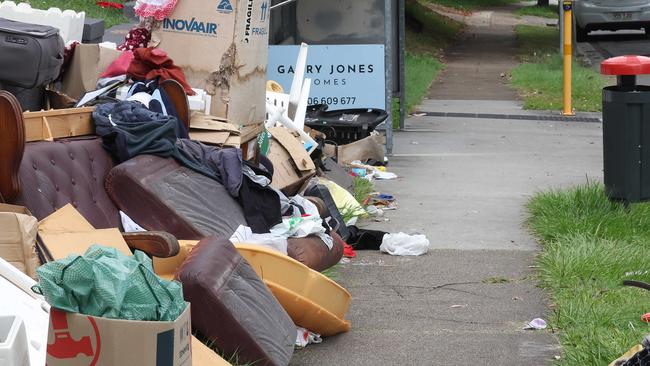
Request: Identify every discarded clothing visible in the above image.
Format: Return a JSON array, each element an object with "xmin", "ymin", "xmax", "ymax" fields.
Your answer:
[
  {"xmin": 93, "ymin": 101, "xmax": 200, "ymax": 171},
  {"xmin": 35, "ymin": 245, "xmax": 186, "ymax": 321},
  {"xmin": 347, "ymin": 226, "xmax": 388, "ymax": 250},
  {"xmin": 128, "ymin": 48, "xmax": 194, "ymax": 95},
  {"xmin": 178, "ymin": 140, "xmax": 282, "ymax": 233},
  {"xmin": 177, "ymin": 139, "xmax": 244, "ymax": 195},
  {"xmin": 117, "ymin": 27, "xmax": 151, "ymax": 51},
  {"xmin": 101, "ymin": 50, "xmax": 134, "ymax": 78},
  {"xmin": 135, "ymin": 0, "xmax": 179, "ymax": 20},
  {"xmin": 343, "ymin": 243, "xmax": 356, "ymax": 258}
]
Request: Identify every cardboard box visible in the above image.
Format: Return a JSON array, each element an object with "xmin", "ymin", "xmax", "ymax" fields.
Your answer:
[
  {"xmin": 61, "ymin": 44, "xmax": 122, "ymax": 101},
  {"xmin": 37, "ymin": 204, "xmax": 132, "ymax": 260},
  {"xmin": 0, "ymin": 204, "xmax": 38, "ymax": 279},
  {"xmin": 267, "ymin": 127, "xmax": 316, "ymax": 196},
  {"xmin": 156, "ymin": 0, "xmax": 270, "ymax": 126},
  {"xmin": 46, "ymin": 304, "xmax": 192, "ymax": 366}
]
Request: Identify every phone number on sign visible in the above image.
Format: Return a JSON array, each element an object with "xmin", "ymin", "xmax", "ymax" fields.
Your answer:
[{"xmin": 308, "ymin": 97, "xmax": 357, "ymax": 106}]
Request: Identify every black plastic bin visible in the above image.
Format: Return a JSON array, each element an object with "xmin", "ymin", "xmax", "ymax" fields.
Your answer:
[
  {"xmin": 601, "ymin": 55, "xmax": 650, "ymax": 203},
  {"xmin": 305, "ymin": 106, "xmax": 388, "ymax": 145}
]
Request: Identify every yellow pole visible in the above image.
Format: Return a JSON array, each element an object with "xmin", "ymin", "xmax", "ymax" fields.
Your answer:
[{"xmin": 562, "ymin": 0, "xmax": 575, "ymax": 116}]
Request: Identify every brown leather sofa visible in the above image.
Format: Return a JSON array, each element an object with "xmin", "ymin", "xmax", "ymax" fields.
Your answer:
[
  {"xmin": 0, "ymin": 91, "xmax": 178, "ymax": 257},
  {"xmin": 106, "ymin": 154, "xmax": 344, "ymax": 271}
]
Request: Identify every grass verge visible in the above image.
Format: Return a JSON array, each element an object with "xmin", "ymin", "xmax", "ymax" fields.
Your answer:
[
  {"xmin": 513, "ymin": 5, "xmax": 558, "ymax": 19},
  {"xmin": 20, "ymin": 0, "xmax": 129, "ymax": 28},
  {"xmin": 528, "ymin": 183, "xmax": 650, "ymax": 365},
  {"xmin": 511, "ymin": 25, "xmax": 607, "ymax": 112},
  {"xmin": 423, "ymin": 0, "xmax": 517, "ymax": 12}
]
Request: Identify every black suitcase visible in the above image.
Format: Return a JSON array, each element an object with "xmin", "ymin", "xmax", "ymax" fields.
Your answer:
[{"xmin": 0, "ymin": 18, "xmax": 64, "ymax": 89}]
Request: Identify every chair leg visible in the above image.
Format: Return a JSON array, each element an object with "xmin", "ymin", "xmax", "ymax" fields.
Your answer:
[{"xmin": 0, "ymin": 90, "xmax": 25, "ymax": 203}]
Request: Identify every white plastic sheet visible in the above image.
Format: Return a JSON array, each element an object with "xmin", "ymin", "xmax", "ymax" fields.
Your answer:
[
  {"xmin": 380, "ymin": 233, "xmax": 430, "ymax": 256},
  {"xmin": 230, "ymin": 225, "xmax": 289, "ymax": 255}
]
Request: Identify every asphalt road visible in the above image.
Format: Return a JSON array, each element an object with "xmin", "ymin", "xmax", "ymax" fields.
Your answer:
[{"xmin": 580, "ymin": 30, "xmax": 650, "ymax": 64}]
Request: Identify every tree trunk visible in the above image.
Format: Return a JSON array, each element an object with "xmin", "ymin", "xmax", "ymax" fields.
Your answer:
[{"xmin": 537, "ymin": 0, "xmax": 550, "ymax": 6}]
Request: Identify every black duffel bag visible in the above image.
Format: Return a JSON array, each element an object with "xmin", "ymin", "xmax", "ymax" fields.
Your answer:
[{"xmin": 0, "ymin": 18, "xmax": 64, "ymax": 89}]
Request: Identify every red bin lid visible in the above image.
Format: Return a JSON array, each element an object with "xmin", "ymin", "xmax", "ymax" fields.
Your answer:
[{"xmin": 601, "ymin": 55, "xmax": 650, "ymax": 75}]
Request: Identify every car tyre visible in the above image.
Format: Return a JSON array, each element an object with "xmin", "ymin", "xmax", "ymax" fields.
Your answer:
[{"xmin": 575, "ymin": 24, "xmax": 588, "ymax": 43}]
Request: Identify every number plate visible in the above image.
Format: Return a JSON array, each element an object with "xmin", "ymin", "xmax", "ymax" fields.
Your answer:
[{"xmin": 612, "ymin": 12, "xmax": 633, "ymax": 20}]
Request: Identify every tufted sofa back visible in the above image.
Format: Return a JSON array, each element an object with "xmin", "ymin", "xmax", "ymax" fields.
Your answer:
[{"xmin": 14, "ymin": 137, "xmax": 121, "ymax": 229}]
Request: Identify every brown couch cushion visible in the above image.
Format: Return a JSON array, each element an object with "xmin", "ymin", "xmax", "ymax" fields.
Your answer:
[
  {"xmin": 177, "ymin": 237, "xmax": 295, "ymax": 366},
  {"xmin": 15, "ymin": 137, "xmax": 120, "ymax": 228},
  {"xmin": 106, "ymin": 154, "xmax": 247, "ymax": 240},
  {"xmin": 288, "ymin": 234, "xmax": 344, "ymax": 272}
]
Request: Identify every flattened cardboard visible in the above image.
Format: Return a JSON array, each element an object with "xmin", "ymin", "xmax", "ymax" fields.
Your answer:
[
  {"xmin": 156, "ymin": 0, "xmax": 269, "ymax": 126},
  {"xmin": 189, "ymin": 131, "xmax": 241, "ymax": 147},
  {"xmin": 330, "ymin": 133, "xmax": 385, "ymax": 165},
  {"xmin": 0, "ymin": 204, "xmax": 38, "ymax": 278},
  {"xmin": 189, "ymin": 114, "xmax": 241, "ymax": 146},
  {"xmin": 38, "ymin": 229, "xmax": 132, "ymax": 260},
  {"xmin": 192, "ymin": 336, "xmax": 231, "ymax": 366},
  {"xmin": 61, "ymin": 44, "xmax": 122, "ymax": 101},
  {"xmin": 38, "ymin": 204, "xmax": 95, "ymax": 233},
  {"xmin": 190, "ymin": 114, "xmax": 240, "ymax": 134},
  {"xmin": 267, "ymin": 128, "xmax": 316, "ymax": 195},
  {"xmin": 46, "ymin": 304, "xmax": 192, "ymax": 366},
  {"xmin": 268, "ymin": 127, "xmax": 315, "ymax": 172},
  {"xmin": 38, "ymin": 205, "xmax": 131, "ymax": 259}
]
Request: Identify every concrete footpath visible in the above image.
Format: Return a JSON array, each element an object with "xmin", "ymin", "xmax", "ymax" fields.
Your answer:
[{"xmin": 292, "ymin": 6, "xmax": 603, "ymax": 366}]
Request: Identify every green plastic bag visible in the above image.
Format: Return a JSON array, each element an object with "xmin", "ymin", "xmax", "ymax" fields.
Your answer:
[{"xmin": 35, "ymin": 245, "xmax": 186, "ymax": 321}]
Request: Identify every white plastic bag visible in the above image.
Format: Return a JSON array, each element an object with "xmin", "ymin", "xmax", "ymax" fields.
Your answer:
[
  {"xmin": 230, "ymin": 225, "xmax": 289, "ymax": 255},
  {"xmin": 380, "ymin": 233, "xmax": 430, "ymax": 256},
  {"xmin": 295, "ymin": 327, "xmax": 322, "ymax": 348}
]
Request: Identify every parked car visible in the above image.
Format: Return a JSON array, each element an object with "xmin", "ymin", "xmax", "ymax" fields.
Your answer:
[{"xmin": 574, "ymin": 0, "xmax": 650, "ymax": 42}]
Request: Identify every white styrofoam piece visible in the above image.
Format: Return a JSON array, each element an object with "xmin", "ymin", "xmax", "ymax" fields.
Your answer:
[
  {"xmin": 0, "ymin": 316, "xmax": 29, "ymax": 366},
  {"xmin": 0, "ymin": 259, "xmax": 49, "ymax": 366},
  {"xmin": 0, "ymin": 1, "xmax": 85, "ymax": 43}
]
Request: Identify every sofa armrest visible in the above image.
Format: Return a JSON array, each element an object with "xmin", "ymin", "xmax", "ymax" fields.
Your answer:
[{"xmin": 122, "ymin": 231, "xmax": 180, "ymax": 258}]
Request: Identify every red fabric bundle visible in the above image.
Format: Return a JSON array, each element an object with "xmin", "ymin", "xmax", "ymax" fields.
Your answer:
[{"xmin": 127, "ymin": 48, "xmax": 195, "ymax": 95}]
